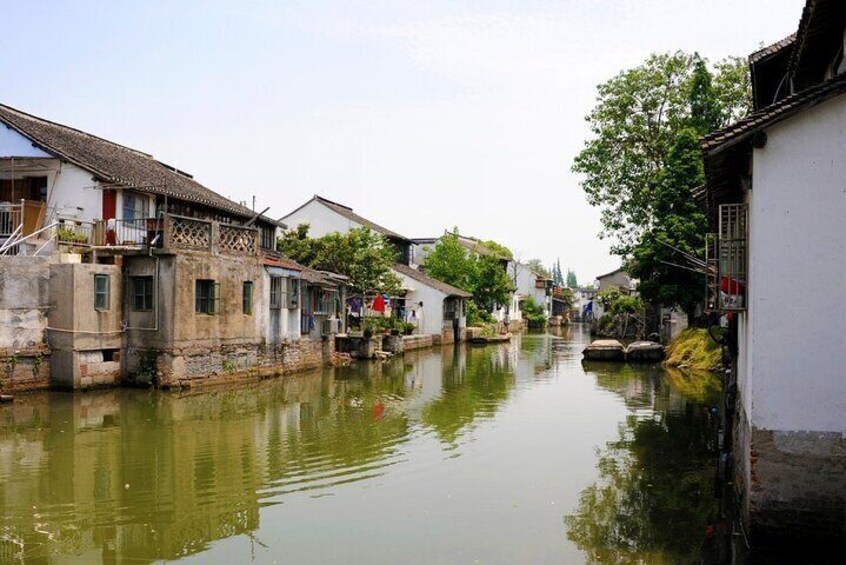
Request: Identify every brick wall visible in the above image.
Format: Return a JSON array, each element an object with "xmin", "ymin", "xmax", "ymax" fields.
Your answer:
[{"xmin": 0, "ymin": 349, "xmax": 50, "ymax": 392}]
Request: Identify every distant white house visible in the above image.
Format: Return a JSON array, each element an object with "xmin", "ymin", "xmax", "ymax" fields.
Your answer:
[
  {"xmin": 280, "ymin": 195, "xmax": 469, "ymax": 341},
  {"xmin": 392, "ymin": 263, "xmax": 471, "ymax": 343},
  {"xmin": 513, "ymin": 262, "xmax": 552, "ymax": 317},
  {"xmin": 701, "ymin": 2, "xmax": 846, "ymax": 543},
  {"xmin": 412, "ymin": 233, "xmax": 522, "ymax": 328}
]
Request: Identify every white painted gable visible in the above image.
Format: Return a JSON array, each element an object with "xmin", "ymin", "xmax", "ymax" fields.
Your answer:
[{"xmin": 0, "ymin": 125, "xmax": 51, "ymax": 158}]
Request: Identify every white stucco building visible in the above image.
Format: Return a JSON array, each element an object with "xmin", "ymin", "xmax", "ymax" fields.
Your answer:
[
  {"xmin": 513, "ymin": 262, "xmax": 552, "ymax": 317},
  {"xmin": 281, "ymin": 195, "xmax": 470, "ymax": 341},
  {"xmin": 702, "ymin": 2, "xmax": 846, "ymax": 544}
]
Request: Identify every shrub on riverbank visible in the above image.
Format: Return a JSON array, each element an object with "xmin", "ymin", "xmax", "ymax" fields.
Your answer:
[{"xmin": 664, "ymin": 328, "xmax": 722, "ymax": 372}]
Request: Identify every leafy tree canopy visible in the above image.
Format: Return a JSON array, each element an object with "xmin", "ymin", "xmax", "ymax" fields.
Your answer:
[
  {"xmin": 566, "ymin": 269, "xmax": 578, "ymax": 288},
  {"xmin": 277, "ymin": 224, "xmax": 401, "ymax": 296},
  {"xmin": 481, "ymin": 239, "xmax": 513, "ymax": 260},
  {"xmin": 424, "ymin": 232, "xmax": 514, "ymax": 313},
  {"xmin": 573, "ymin": 52, "xmax": 750, "ymax": 253}
]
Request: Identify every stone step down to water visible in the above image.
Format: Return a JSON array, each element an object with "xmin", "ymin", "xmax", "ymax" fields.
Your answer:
[{"xmin": 582, "ymin": 340, "xmax": 664, "ymax": 362}]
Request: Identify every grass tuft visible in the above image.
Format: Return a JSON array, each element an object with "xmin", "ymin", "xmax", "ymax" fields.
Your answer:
[{"xmin": 664, "ymin": 328, "xmax": 722, "ymax": 372}]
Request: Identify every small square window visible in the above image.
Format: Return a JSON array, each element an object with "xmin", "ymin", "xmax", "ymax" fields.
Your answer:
[
  {"xmin": 242, "ymin": 281, "xmax": 253, "ymax": 315},
  {"xmin": 196, "ymin": 279, "xmax": 220, "ymax": 315},
  {"xmin": 130, "ymin": 277, "xmax": 154, "ymax": 312},
  {"xmin": 94, "ymin": 274, "xmax": 110, "ymax": 311}
]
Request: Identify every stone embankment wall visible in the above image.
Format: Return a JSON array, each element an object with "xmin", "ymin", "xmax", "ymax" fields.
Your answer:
[
  {"xmin": 402, "ymin": 335, "xmax": 433, "ymax": 351},
  {"xmin": 126, "ymin": 338, "xmax": 333, "ymax": 388},
  {"xmin": 733, "ymin": 396, "xmax": 845, "ymax": 545}
]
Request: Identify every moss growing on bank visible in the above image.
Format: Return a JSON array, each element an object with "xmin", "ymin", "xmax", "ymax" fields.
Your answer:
[{"xmin": 664, "ymin": 328, "xmax": 723, "ymax": 372}]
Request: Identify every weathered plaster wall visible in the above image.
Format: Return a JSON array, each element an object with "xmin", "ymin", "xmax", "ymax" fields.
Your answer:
[
  {"xmin": 0, "ymin": 256, "xmax": 50, "ymax": 352},
  {"xmin": 48, "ymin": 263, "xmax": 123, "ymax": 389},
  {"xmin": 170, "ymin": 252, "xmax": 263, "ymax": 347}
]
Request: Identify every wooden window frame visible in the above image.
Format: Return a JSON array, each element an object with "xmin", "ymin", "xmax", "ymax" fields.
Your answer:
[
  {"xmin": 94, "ymin": 274, "xmax": 110, "ymax": 311},
  {"xmin": 131, "ymin": 276, "xmax": 154, "ymax": 312},
  {"xmin": 195, "ymin": 279, "xmax": 220, "ymax": 315}
]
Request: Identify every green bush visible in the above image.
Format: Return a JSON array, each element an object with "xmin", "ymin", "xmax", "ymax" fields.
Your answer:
[
  {"xmin": 466, "ymin": 300, "xmax": 493, "ymax": 326},
  {"xmin": 363, "ymin": 316, "xmax": 395, "ymax": 334},
  {"xmin": 522, "ymin": 296, "xmax": 548, "ymax": 329},
  {"xmin": 610, "ymin": 295, "xmax": 643, "ymax": 315}
]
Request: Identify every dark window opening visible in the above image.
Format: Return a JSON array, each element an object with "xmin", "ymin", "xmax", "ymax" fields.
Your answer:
[
  {"xmin": 242, "ymin": 281, "xmax": 254, "ymax": 315},
  {"xmin": 287, "ymin": 278, "xmax": 300, "ymax": 309},
  {"xmin": 131, "ymin": 276, "xmax": 154, "ymax": 312},
  {"xmin": 102, "ymin": 349, "xmax": 119, "ymax": 362},
  {"xmin": 261, "ymin": 225, "xmax": 276, "ymax": 250},
  {"xmin": 270, "ymin": 277, "xmax": 283, "ymax": 309},
  {"xmin": 195, "ymin": 279, "xmax": 220, "ymax": 315}
]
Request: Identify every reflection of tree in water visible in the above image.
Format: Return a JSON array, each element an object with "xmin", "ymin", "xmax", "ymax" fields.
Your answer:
[
  {"xmin": 521, "ymin": 333, "xmax": 555, "ymax": 374},
  {"xmin": 565, "ymin": 367, "xmax": 721, "ymax": 564},
  {"xmin": 422, "ymin": 346, "xmax": 516, "ymax": 444}
]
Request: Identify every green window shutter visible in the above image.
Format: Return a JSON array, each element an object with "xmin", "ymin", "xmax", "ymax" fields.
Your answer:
[{"xmin": 213, "ymin": 282, "xmax": 221, "ymax": 315}]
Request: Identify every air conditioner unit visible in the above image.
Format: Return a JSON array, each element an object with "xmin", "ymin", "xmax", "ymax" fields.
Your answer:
[{"xmin": 322, "ymin": 318, "xmax": 342, "ymax": 336}]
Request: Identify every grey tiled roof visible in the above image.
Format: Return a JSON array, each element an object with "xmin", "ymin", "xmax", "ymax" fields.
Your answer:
[
  {"xmin": 392, "ymin": 263, "xmax": 472, "ymax": 298},
  {"xmin": 749, "ymin": 34, "xmax": 796, "ymax": 64},
  {"xmin": 701, "ymin": 72, "xmax": 846, "ymax": 154},
  {"xmin": 0, "ymin": 103, "xmax": 256, "ymax": 218}
]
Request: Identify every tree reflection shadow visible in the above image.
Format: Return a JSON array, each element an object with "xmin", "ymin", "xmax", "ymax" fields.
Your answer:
[
  {"xmin": 565, "ymin": 366, "xmax": 722, "ymax": 564},
  {"xmin": 422, "ymin": 345, "xmax": 516, "ymax": 444}
]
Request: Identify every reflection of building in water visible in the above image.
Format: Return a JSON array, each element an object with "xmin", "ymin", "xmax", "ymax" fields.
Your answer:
[{"xmin": 0, "ymin": 371, "xmax": 415, "ymax": 564}]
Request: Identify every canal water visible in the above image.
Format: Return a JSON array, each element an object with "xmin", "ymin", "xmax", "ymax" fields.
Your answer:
[{"xmin": 0, "ymin": 326, "xmax": 726, "ymax": 564}]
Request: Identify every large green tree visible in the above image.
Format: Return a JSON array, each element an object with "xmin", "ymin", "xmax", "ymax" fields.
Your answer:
[
  {"xmin": 628, "ymin": 57, "xmax": 723, "ymax": 320},
  {"xmin": 573, "ymin": 52, "xmax": 750, "ymax": 253},
  {"xmin": 278, "ymin": 225, "xmax": 401, "ymax": 296},
  {"xmin": 424, "ymin": 232, "xmax": 514, "ymax": 314}
]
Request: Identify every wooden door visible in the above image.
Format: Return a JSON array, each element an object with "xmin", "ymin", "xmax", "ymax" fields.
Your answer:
[{"xmin": 102, "ymin": 189, "xmax": 116, "ymax": 220}]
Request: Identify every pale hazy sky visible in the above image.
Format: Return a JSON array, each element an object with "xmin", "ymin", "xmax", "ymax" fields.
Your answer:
[{"xmin": 2, "ymin": 1, "xmax": 801, "ymax": 282}]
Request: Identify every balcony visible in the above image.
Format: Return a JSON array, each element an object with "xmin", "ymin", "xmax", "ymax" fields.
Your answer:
[{"xmin": 91, "ymin": 213, "xmax": 260, "ymax": 256}]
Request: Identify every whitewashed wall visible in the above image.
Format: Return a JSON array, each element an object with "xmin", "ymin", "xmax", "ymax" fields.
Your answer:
[
  {"xmin": 281, "ymin": 199, "xmax": 362, "ymax": 238},
  {"xmin": 746, "ymin": 94, "xmax": 846, "ymax": 434},
  {"xmin": 392, "ymin": 268, "xmax": 447, "ymax": 336},
  {"xmin": 2, "ymin": 128, "xmax": 104, "ymax": 222}
]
